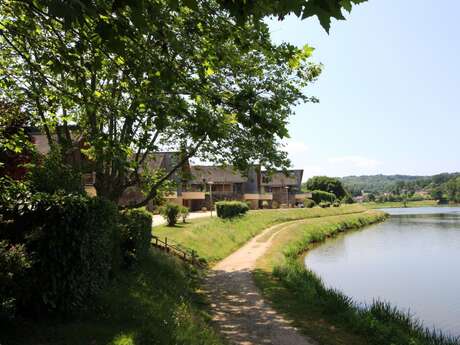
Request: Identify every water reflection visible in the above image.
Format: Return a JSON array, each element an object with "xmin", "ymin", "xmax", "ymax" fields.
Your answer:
[{"xmin": 304, "ymin": 207, "xmax": 460, "ymax": 337}]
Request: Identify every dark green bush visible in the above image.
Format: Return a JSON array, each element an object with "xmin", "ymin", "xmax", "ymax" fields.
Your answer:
[
  {"xmin": 119, "ymin": 208, "xmax": 152, "ymax": 266},
  {"xmin": 303, "ymin": 198, "xmax": 315, "ymax": 208},
  {"xmin": 0, "ymin": 180, "xmax": 118, "ymax": 315},
  {"xmin": 160, "ymin": 203, "xmax": 181, "ymax": 226},
  {"xmin": 311, "ymin": 190, "xmax": 336, "ymax": 204},
  {"xmin": 215, "ymin": 201, "xmax": 249, "ymax": 219},
  {"xmin": 0, "ymin": 240, "xmax": 31, "ymax": 318}
]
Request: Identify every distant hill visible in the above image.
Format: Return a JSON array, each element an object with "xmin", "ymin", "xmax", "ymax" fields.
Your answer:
[{"xmin": 340, "ymin": 173, "xmax": 460, "ymax": 196}]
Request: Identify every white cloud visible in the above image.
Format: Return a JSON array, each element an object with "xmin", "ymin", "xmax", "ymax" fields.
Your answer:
[{"xmin": 328, "ymin": 156, "xmax": 382, "ymax": 169}]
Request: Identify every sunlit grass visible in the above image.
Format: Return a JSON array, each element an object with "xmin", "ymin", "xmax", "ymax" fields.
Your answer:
[{"xmin": 154, "ymin": 205, "xmax": 367, "ymax": 263}]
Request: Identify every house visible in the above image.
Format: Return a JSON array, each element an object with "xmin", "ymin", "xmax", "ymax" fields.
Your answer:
[
  {"xmin": 261, "ymin": 170, "xmax": 311, "ymax": 207},
  {"xmin": 27, "ymin": 130, "xmax": 307, "ymax": 210}
]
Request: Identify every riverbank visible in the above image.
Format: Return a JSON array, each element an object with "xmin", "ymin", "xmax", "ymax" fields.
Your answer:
[
  {"xmin": 364, "ymin": 199, "xmax": 437, "ymax": 208},
  {"xmin": 254, "ymin": 210, "xmax": 459, "ymax": 345}
]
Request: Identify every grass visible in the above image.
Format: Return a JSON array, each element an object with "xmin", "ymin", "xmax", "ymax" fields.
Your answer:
[
  {"xmin": 253, "ymin": 210, "xmax": 460, "ymax": 345},
  {"xmin": 154, "ymin": 205, "xmax": 368, "ymax": 263},
  {"xmin": 0, "ymin": 249, "xmax": 224, "ymax": 345},
  {"xmin": 364, "ymin": 199, "xmax": 438, "ymax": 209}
]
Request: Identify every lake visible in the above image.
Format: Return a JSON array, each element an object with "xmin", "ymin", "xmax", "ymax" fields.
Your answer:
[{"xmin": 304, "ymin": 207, "xmax": 460, "ymax": 337}]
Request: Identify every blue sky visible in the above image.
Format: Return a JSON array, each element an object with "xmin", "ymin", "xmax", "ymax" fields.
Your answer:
[{"xmin": 267, "ymin": 0, "xmax": 460, "ymax": 179}]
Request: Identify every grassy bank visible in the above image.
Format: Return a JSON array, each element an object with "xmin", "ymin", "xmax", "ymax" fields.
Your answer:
[
  {"xmin": 0, "ymin": 249, "xmax": 224, "ymax": 345},
  {"xmin": 155, "ymin": 205, "xmax": 367, "ymax": 263},
  {"xmin": 254, "ymin": 210, "xmax": 459, "ymax": 345},
  {"xmin": 364, "ymin": 199, "xmax": 437, "ymax": 209}
]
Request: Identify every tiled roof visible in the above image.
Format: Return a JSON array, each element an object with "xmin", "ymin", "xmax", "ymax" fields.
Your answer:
[
  {"xmin": 261, "ymin": 170, "xmax": 303, "ymax": 187},
  {"xmin": 189, "ymin": 166, "xmax": 248, "ymax": 184}
]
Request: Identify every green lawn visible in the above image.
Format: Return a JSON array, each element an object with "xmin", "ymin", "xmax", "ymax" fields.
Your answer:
[
  {"xmin": 154, "ymin": 205, "xmax": 368, "ymax": 263},
  {"xmin": 0, "ymin": 249, "xmax": 224, "ymax": 345}
]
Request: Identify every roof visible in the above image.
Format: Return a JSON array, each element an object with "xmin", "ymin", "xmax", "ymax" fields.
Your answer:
[
  {"xmin": 261, "ymin": 170, "xmax": 303, "ymax": 187},
  {"xmin": 189, "ymin": 166, "xmax": 248, "ymax": 184},
  {"xmin": 142, "ymin": 152, "xmax": 182, "ymax": 172}
]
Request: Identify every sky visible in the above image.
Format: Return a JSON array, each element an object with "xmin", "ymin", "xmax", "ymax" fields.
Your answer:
[{"xmin": 267, "ymin": 0, "xmax": 460, "ymax": 179}]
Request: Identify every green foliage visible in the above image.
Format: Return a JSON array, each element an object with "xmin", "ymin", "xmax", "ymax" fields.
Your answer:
[
  {"xmin": 30, "ymin": 146, "xmax": 84, "ymax": 195},
  {"xmin": 0, "ymin": 181, "xmax": 119, "ymax": 315},
  {"xmin": 0, "ymin": 240, "xmax": 31, "ymax": 318},
  {"xmin": 160, "ymin": 203, "xmax": 181, "ymax": 226},
  {"xmin": 304, "ymin": 176, "xmax": 350, "ymax": 199},
  {"xmin": 0, "ymin": 0, "xmax": 323, "ymax": 207},
  {"xmin": 119, "ymin": 209, "xmax": 153, "ymax": 267},
  {"xmin": 0, "ymin": 102, "xmax": 36, "ymax": 180},
  {"xmin": 303, "ymin": 198, "xmax": 315, "ymax": 208},
  {"xmin": 215, "ymin": 201, "xmax": 249, "ymax": 219},
  {"xmin": 179, "ymin": 206, "xmax": 190, "ymax": 223},
  {"xmin": 1, "ymin": 250, "xmax": 224, "ymax": 345},
  {"xmin": 342, "ymin": 194, "xmax": 354, "ymax": 204},
  {"xmin": 319, "ymin": 201, "xmax": 332, "ymax": 208},
  {"xmin": 311, "ymin": 190, "xmax": 336, "ymax": 204}
]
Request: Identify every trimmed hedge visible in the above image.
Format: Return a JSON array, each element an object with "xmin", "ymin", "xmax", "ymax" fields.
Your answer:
[
  {"xmin": 215, "ymin": 201, "xmax": 249, "ymax": 219},
  {"xmin": 303, "ymin": 198, "xmax": 315, "ymax": 208},
  {"xmin": 119, "ymin": 208, "xmax": 153, "ymax": 267},
  {"xmin": 311, "ymin": 190, "xmax": 336, "ymax": 204},
  {"xmin": 0, "ymin": 181, "xmax": 119, "ymax": 316}
]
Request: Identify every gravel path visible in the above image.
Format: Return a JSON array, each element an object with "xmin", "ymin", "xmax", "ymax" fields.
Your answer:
[{"xmin": 204, "ymin": 221, "xmax": 316, "ymax": 345}]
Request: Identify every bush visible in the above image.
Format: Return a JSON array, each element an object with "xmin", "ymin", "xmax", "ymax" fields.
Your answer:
[
  {"xmin": 215, "ymin": 201, "xmax": 249, "ymax": 219},
  {"xmin": 311, "ymin": 190, "xmax": 336, "ymax": 204},
  {"xmin": 303, "ymin": 198, "xmax": 315, "ymax": 208},
  {"xmin": 119, "ymin": 209, "xmax": 153, "ymax": 267},
  {"xmin": 179, "ymin": 206, "xmax": 190, "ymax": 223},
  {"xmin": 0, "ymin": 182, "xmax": 118, "ymax": 315},
  {"xmin": 319, "ymin": 201, "xmax": 331, "ymax": 208},
  {"xmin": 0, "ymin": 241, "xmax": 31, "ymax": 319},
  {"xmin": 160, "ymin": 203, "xmax": 181, "ymax": 226},
  {"xmin": 261, "ymin": 200, "xmax": 269, "ymax": 209},
  {"xmin": 332, "ymin": 201, "xmax": 341, "ymax": 207}
]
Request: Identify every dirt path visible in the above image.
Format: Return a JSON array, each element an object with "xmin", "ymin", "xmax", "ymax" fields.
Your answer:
[{"xmin": 204, "ymin": 221, "xmax": 316, "ymax": 345}]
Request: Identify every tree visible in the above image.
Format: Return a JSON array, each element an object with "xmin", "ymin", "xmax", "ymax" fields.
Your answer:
[
  {"xmin": 304, "ymin": 176, "xmax": 350, "ymax": 199},
  {"xmin": 0, "ymin": 1, "xmax": 324, "ymax": 207},
  {"xmin": 0, "ymin": 0, "xmax": 365, "ymax": 207}
]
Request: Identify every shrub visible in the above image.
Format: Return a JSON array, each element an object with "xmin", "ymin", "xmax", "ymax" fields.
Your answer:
[
  {"xmin": 0, "ymin": 241, "xmax": 31, "ymax": 318},
  {"xmin": 0, "ymin": 182, "xmax": 119, "ymax": 315},
  {"xmin": 179, "ymin": 206, "xmax": 190, "ymax": 223},
  {"xmin": 160, "ymin": 203, "xmax": 181, "ymax": 226},
  {"xmin": 303, "ymin": 198, "xmax": 315, "ymax": 208},
  {"xmin": 215, "ymin": 201, "xmax": 249, "ymax": 219},
  {"xmin": 261, "ymin": 200, "xmax": 269, "ymax": 209},
  {"xmin": 272, "ymin": 201, "xmax": 280, "ymax": 209},
  {"xmin": 332, "ymin": 201, "xmax": 341, "ymax": 207},
  {"xmin": 119, "ymin": 209, "xmax": 153, "ymax": 267},
  {"xmin": 311, "ymin": 190, "xmax": 336, "ymax": 204},
  {"xmin": 319, "ymin": 201, "xmax": 331, "ymax": 208}
]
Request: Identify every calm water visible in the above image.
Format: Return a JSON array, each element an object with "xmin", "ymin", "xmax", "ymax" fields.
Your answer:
[{"xmin": 304, "ymin": 207, "xmax": 460, "ymax": 337}]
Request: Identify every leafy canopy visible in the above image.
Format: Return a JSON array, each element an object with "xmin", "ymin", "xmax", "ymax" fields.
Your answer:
[{"xmin": 0, "ymin": 0, "xmax": 365, "ymax": 206}]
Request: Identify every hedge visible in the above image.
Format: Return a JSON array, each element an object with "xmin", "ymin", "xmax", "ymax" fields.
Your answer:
[
  {"xmin": 215, "ymin": 201, "xmax": 249, "ymax": 219},
  {"xmin": 0, "ymin": 181, "xmax": 119, "ymax": 316},
  {"xmin": 119, "ymin": 208, "xmax": 153, "ymax": 267},
  {"xmin": 311, "ymin": 190, "xmax": 336, "ymax": 204}
]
